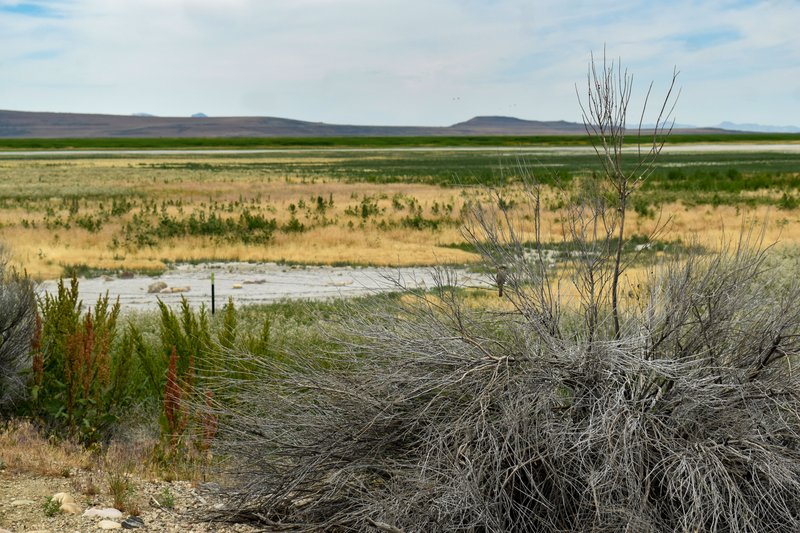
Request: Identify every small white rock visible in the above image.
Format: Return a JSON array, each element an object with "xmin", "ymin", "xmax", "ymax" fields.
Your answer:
[
  {"xmin": 98, "ymin": 520, "xmax": 122, "ymax": 530},
  {"xmin": 147, "ymin": 281, "xmax": 168, "ymax": 293},
  {"xmin": 83, "ymin": 507, "xmax": 123, "ymax": 519},
  {"xmin": 60, "ymin": 501, "xmax": 82, "ymax": 515},
  {"xmin": 10, "ymin": 498, "xmax": 35, "ymax": 506},
  {"xmin": 52, "ymin": 492, "xmax": 76, "ymax": 504}
]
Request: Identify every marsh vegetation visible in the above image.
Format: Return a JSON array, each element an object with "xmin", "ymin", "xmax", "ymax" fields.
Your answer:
[{"xmin": 0, "ymin": 145, "xmax": 799, "ymax": 279}]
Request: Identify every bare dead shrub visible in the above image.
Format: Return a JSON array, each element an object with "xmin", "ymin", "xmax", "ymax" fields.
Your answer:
[
  {"xmin": 0, "ymin": 244, "xmax": 36, "ymax": 412},
  {"xmin": 208, "ymin": 233, "xmax": 800, "ymax": 533},
  {"xmin": 206, "ymin": 56, "xmax": 800, "ymax": 532}
]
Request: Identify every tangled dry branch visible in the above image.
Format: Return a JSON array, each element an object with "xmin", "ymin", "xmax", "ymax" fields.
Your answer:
[
  {"xmin": 206, "ymin": 55, "xmax": 800, "ymax": 532},
  {"xmin": 208, "ymin": 226, "xmax": 800, "ymax": 532},
  {"xmin": 0, "ymin": 247, "xmax": 37, "ymax": 411}
]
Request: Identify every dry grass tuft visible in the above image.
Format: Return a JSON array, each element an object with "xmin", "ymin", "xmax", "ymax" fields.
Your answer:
[
  {"xmin": 0, "ymin": 419, "xmax": 206, "ymax": 486},
  {"xmin": 0, "ymin": 420, "xmax": 91, "ymax": 477}
]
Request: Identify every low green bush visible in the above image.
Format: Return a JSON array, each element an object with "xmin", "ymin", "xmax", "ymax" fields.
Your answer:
[{"xmin": 30, "ymin": 276, "xmax": 128, "ymax": 443}]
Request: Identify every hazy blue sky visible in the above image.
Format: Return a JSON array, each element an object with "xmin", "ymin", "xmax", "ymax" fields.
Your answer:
[{"xmin": 0, "ymin": 0, "xmax": 797, "ymax": 126}]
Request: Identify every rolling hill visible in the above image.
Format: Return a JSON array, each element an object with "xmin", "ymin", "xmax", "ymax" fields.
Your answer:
[{"xmin": 0, "ymin": 110, "xmax": 733, "ymax": 138}]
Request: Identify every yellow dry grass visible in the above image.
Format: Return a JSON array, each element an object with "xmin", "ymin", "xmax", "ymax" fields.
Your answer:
[
  {"xmin": 0, "ymin": 184, "xmax": 478, "ymax": 278},
  {"xmin": 2, "ymin": 155, "xmax": 800, "ymax": 280},
  {"xmin": 0, "ymin": 420, "xmax": 91, "ymax": 477},
  {"xmin": 0, "ymin": 156, "xmax": 481, "ymax": 278},
  {"xmin": 0, "ymin": 420, "xmax": 211, "ymax": 485}
]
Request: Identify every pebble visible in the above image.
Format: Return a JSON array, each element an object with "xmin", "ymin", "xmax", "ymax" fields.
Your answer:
[
  {"xmin": 60, "ymin": 501, "xmax": 82, "ymax": 514},
  {"xmin": 147, "ymin": 281, "xmax": 168, "ymax": 293},
  {"xmin": 51, "ymin": 492, "xmax": 76, "ymax": 504},
  {"xmin": 160, "ymin": 286, "xmax": 193, "ymax": 294},
  {"xmin": 84, "ymin": 507, "xmax": 124, "ymax": 519},
  {"xmin": 198, "ymin": 482, "xmax": 221, "ymax": 493},
  {"xmin": 98, "ymin": 520, "xmax": 122, "ymax": 530},
  {"xmin": 10, "ymin": 499, "xmax": 35, "ymax": 506},
  {"xmin": 122, "ymin": 516, "xmax": 145, "ymax": 529},
  {"xmin": 170, "ymin": 286, "xmax": 191, "ymax": 293},
  {"xmin": 1, "ymin": 473, "xmax": 263, "ymax": 533}
]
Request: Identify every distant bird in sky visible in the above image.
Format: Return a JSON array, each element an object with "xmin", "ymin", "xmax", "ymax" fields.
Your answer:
[{"xmin": 496, "ymin": 265, "xmax": 507, "ymax": 297}]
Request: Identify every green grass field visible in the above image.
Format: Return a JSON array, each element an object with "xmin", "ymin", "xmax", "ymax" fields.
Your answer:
[{"xmin": 0, "ymin": 132, "xmax": 797, "ymax": 150}]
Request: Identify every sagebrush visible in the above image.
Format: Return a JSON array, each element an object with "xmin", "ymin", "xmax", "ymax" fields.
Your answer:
[
  {"xmin": 205, "ymin": 56, "xmax": 800, "ymax": 533},
  {"xmin": 0, "ymin": 246, "xmax": 36, "ymax": 412}
]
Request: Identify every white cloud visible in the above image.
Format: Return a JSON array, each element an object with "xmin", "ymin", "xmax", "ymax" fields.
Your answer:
[{"xmin": 0, "ymin": 0, "xmax": 797, "ymax": 125}]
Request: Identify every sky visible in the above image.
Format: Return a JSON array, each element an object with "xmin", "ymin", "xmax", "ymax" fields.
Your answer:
[{"xmin": 0, "ymin": 0, "xmax": 798, "ymax": 127}]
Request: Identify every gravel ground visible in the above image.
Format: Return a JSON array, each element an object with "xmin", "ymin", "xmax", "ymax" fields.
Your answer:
[{"xmin": 0, "ymin": 469, "xmax": 259, "ymax": 533}]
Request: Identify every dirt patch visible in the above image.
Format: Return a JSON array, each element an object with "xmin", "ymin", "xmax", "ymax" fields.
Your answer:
[{"xmin": 0, "ymin": 469, "xmax": 257, "ymax": 532}]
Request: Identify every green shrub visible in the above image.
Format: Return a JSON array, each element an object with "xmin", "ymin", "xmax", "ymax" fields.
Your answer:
[
  {"xmin": 154, "ymin": 486, "xmax": 175, "ymax": 509},
  {"xmin": 218, "ymin": 298, "xmax": 237, "ymax": 351},
  {"xmin": 157, "ymin": 298, "xmax": 212, "ymax": 376},
  {"xmin": 154, "ymin": 298, "xmax": 220, "ymax": 466},
  {"xmin": 107, "ymin": 467, "xmax": 138, "ymax": 513},
  {"xmin": 42, "ymin": 497, "xmax": 60, "ymax": 517},
  {"xmin": 778, "ymin": 191, "xmax": 799, "ymax": 210},
  {"xmin": 32, "ymin": 276, "xmax": 130, "ymax": 443},
  {"xmin": 280, "ymin": 216, "xmax": 306, "ymax": 233}
]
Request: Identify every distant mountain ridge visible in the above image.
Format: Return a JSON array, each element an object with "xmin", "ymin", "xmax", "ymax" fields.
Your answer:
[
  {"xmin": 717, "ymin": 121, "xmax": 800, "ymax": 133},
  {"xmin": 0, "ymin": 110, "xmax": 769, "ymax": 138},
  {"xmin": 450, "ymin": 116, "xmax": 588, "ymax": 135}
]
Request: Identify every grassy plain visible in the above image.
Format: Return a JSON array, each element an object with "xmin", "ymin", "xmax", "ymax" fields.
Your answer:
[
  {"xmin": 0, "ymin": 142, "xmax": 799, "ymax": 279},
  {"xmin": 0, "ymin": 131, "xmax": 798, "ymax": 149}
]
